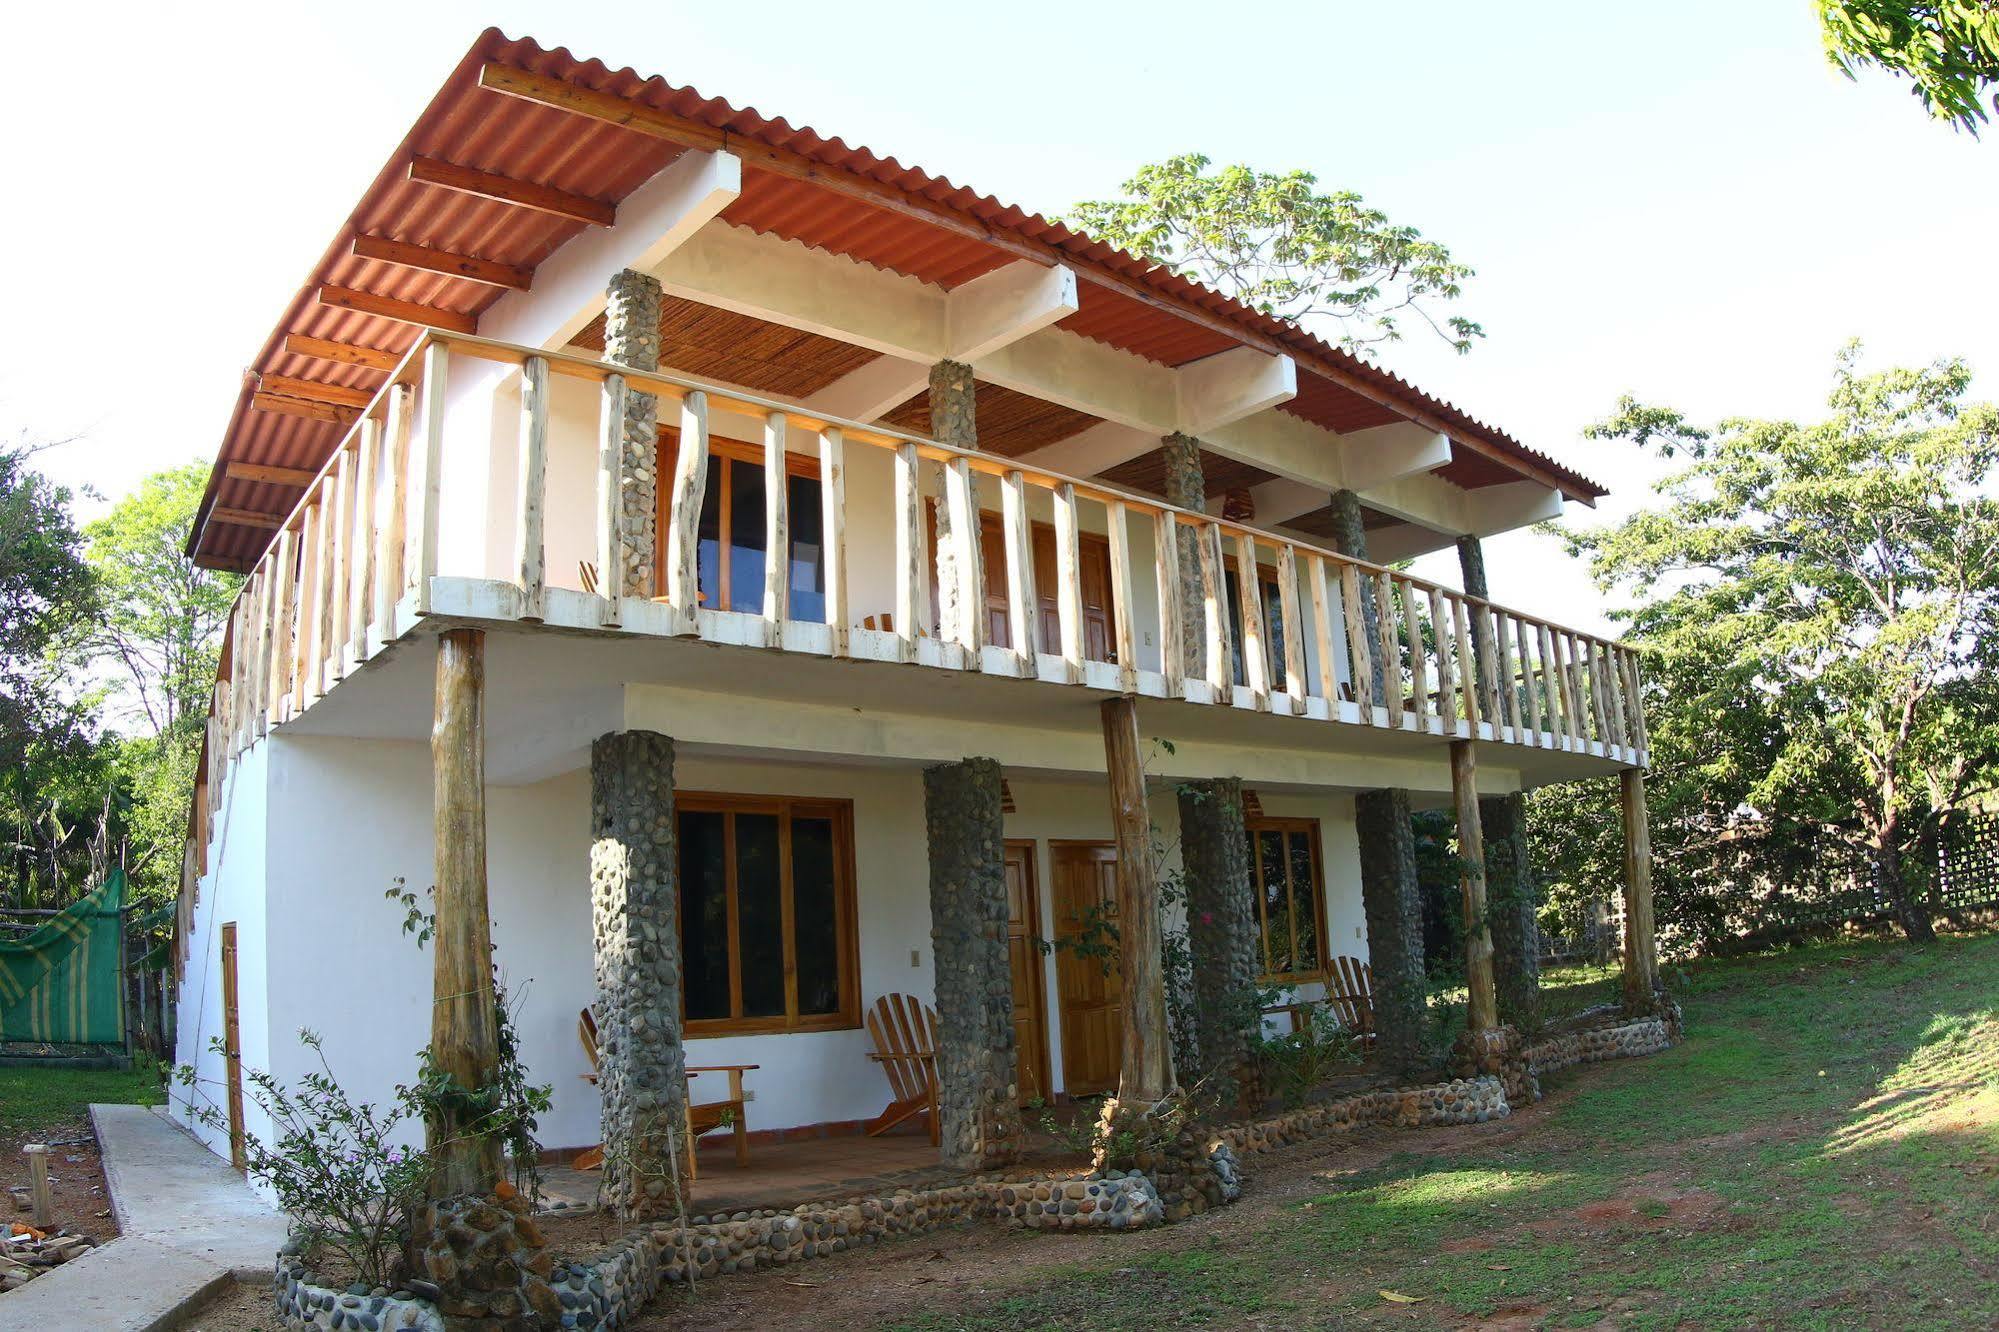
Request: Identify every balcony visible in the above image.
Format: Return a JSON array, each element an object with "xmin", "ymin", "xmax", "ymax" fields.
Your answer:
[{"xmin": 197, "ymin": 331, "xmax": 1648, "ymax": 813}]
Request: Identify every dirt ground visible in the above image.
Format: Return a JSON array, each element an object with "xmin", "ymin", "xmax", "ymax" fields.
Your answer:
[{"xmin": 0, "ymin": 1122, "xmax": 119, "ymax": 1244}]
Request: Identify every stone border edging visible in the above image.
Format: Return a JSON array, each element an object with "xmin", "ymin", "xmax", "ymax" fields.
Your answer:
[
  {"xmin": 1525, "ymin": 1014, "xmax": 1673, "ymax": 1077},
  {"xmin": 1214, "ymin": 1075, "xmax": 1511, "ymax": 1156}
]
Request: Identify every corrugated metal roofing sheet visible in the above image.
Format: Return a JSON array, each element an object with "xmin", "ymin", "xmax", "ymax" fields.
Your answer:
[{"xmin": 191, "ymin": 28, "xmax": 1604, "ymax": 569}]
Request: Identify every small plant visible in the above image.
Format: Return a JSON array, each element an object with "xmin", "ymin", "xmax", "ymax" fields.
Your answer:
[
  {"xmin": 1252, "ymin": 1001, "xmax": 1365, "ymax": 1107},
  {"xmin": 176, "ymin": 1031, "xmax": 430, "ymax": 1287}
]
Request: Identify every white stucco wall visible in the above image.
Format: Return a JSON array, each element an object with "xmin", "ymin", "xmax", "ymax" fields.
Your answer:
[{"xmin": 179, "ymin": 722, "xmax": 1372, "ymax": 1169}]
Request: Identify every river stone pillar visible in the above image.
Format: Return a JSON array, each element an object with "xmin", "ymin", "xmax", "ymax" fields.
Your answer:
[
  {"xmin": 1161, "ymin": 433, "xmax": 1209, "ymax": 681},
  {"xmin": 605, "ymin": 270, "xmax": 663, "ymax": 597},
  {"xmin": 590, "ymin": 730, "xmax": 688, "ymax": 1215},
  {"xmin": 1354, "ymin": 788, "xmax": 1429, "ymax": 1079},
  {"xmin": 924, "ymin": 757, "xmax": 1022, "ymax": 1170},
  {"xmin": 1329, "ymin": 489, "xmax": 1384, "ymax": 706},
  {"xmin": 1482, "ymin": 792, "xmax": 1541, "ymax": 1032},
  {"xmin": 928, "ymin": 361, "xmax": 980, "ymax": 644},
  {"xmin": 1178, "ymin": 777, "xmax": 1257, "ymax": 1095}
]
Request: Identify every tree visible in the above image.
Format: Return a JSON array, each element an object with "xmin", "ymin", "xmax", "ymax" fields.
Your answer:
[
  {"xmin": 1567, "ymin": 345, "xmax": 1999, "ymax": 941},
  {"xmin": 1820, "ymin": 1, "xmax": 1999, "ymax": 135},
  {"xmin": 82, "ymin": 462, "xmax": 239, "ymax": 737},
  {"xmin": 1068, "ymin": 154, "xmax": 1483, "ymax": 355}
]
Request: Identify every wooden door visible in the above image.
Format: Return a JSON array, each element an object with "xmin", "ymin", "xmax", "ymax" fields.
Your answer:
[
  {"xmin": 219, "ymin": 922, "xmax": 246, "ymax": 1173},
  {"xmin": 943, "ymin": 511, "xmax": 1114, "ymax": 660},
  {"xmin": 1051, "ymin": 841, "xmax": 1121, "ymax": 1096},
  {"xmin": 1003, "ymin": 841, "xmax": 1052, "ymax": 1106}
]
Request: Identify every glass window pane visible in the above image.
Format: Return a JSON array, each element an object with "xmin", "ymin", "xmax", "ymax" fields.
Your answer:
[
  {"xmin": 791, "ymin": 816, "xmax": 840, "ymax": 1016},
  {"xmin": 1256, "ymin": 829, "xmax": 1289, "ymax": 974},
  {"xmin": 695, "ymin": 455, "xmax": 723, "ymax": 611},
  {"xmin": 786, "ymin": 472, "xmax": 826, "ymax": 625},
  {"xmin": 734, "ymin": 813, "xmax": 785, "ymax": 1017},
  {"xmin": 679, "ymin": 810, "xmax": 731, "ymax": 1021},
  {"xmin": 1289, "ymin": 832, "xmax": 1321, "ymax": 972},
  {"xmin": 728, "ymin": 457, "xmax": 767, "ymax": 613}
]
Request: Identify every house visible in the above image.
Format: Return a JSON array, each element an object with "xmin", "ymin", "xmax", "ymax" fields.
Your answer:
[{"xmin": 168, "ymin": 30, "xmax": 1659, "ymax": 1194}]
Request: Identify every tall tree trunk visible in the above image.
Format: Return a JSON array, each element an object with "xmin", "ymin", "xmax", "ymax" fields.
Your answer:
[{"xmin": 1871, "ymin": 822, "xmax": 1934, "ymax": 943}]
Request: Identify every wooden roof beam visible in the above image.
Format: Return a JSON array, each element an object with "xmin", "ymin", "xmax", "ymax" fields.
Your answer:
[
  {"xmin": 209, "ymin": 506, "xmax": 284, "ymax": 530},
  {"xmin": 250, "ymin": 391, "xmax": 355, "ymax": 425},
  {"xmin": 283, "ymin": 334, "xmax": 401, "ymax": 372},
  {"xmin": 258, "ymin": 374, "xmax": 375, "ymax": 409},
  {"xmin": 317, "ymin": 284, "xmax": 478, "ymax": 334},
  {"xmin": 352, "ymin": 235, "xmax": 533, "ymax": 291},
  {"xmin": 407, "ymin": 155, "xmax": 616, "ymax": 227},
  {"xmin": 225, "ymin": 462, "xmax": 318, "ymax": 487}
]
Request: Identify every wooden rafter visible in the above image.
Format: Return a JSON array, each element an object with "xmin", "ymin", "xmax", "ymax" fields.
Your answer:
[
  {"xmin": 317, "ymin": 284, "xmax": 479, "ymax": 335},
  {"xmin": 225, "ymin": 462, "xmax": 318, "ymax": 487},
  {"xmin": 352, "ymin": 235, "xmax": 533, "ymax": 291},
  {"xmin": 210, "ymin": 506, "xmax": 283, "ymax": 530},
  {"xmin": 284, "ymin": 333, "xmax": 401, "ymax": 372},
  {"xmin": 406, "ymin": 155, "xmax": 616, "ymax": 227},
  {"xmin": 474, "ymin": 61, "xmax": 1580, "ymax": 500},
  {"xmin": 259, "ymin": 374, "xmax": 375, "ymax": 409},
  {"xmin": 250, "ymin": 391, "xmax": 355, "ymax": 425}
]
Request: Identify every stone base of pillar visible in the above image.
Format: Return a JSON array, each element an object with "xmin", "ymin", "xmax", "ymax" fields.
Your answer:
[
  {"xmin": 1451, "ymin": 1026, "xmax": 1539, "ymax": 1107},
  {"xmin": 1628, "ymin": 983, "xmax": 1685, "ymax": 1042},
  {"xmin": 413, "ymin": 1188, "xmax": 559, "ymax": 1330}
]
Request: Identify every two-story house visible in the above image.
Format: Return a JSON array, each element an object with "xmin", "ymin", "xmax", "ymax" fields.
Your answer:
[{"xmin": 169, "ymin": 30, "xmax": 1660, "ymax": 1193}]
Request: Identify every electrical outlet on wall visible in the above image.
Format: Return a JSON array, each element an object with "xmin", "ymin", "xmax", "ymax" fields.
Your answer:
[
  {"xmin": 910, "ymin": 948, "xmax": 921, "ymax": 968},
  {"xmin": 742, "ymin": 1090, "xmax": 755, "ymax": 1102}
]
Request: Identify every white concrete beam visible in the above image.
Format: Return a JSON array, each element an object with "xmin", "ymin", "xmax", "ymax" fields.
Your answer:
[
  {"xmin": 947, "ymin": 261, "xmax": 1080, "ymax": 362},
  {"xmin": 1338, "ymin": 422, "xmax": 1454, "ymax": 492},
  {"xmin": 493, "ymin": 149, "xmax": 743, "ymax": 352},
  {"xmin": 805, "ymin": 354, "xmax": 931, "ymax": 422},
  {"xmin": 1357, "ymin": 470, "xmax": 1471, "ymax": 531},
  {"xmin": 1245, "ymin": 477, "xmax": 1333, "ymax": 526},
  {"xmin": 1366, "ymin": 521, "xmax": 1458, "ymax": 563},
  {"xmin": 1467, "ymin": 481, "xmax": 1567, "ymax": 537},
  {"xmin": 1175, "ymin": 348, "xmax": 1297, "ymax": 435},
  {"xmin": 974, "ymin": 326, "xmax": 1180, "ymax": 431},
  {"xmin": 1011, "ymin": 421, "xmax": 1159, "ymax": 477}
]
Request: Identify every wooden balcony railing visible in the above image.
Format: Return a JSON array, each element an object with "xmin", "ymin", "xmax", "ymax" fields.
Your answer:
[{"xmin": 190, "ymin": 330, "xmax": 1649, "ymax": 876}]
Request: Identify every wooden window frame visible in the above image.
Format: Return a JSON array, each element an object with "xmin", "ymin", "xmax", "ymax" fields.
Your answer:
[
  {"xmin": 654, "ymin": 430, "xmax": 822, "ymax": 613},
  {"xmin": 677, "ymin": 790, "xmax": 861, "ymax": 1037},
  {"xmin": 1248, "ymin": 816, "xmax": 1329, "ymax": 982}
]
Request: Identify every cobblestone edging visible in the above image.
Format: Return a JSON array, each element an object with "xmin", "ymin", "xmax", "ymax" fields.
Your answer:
[
  {"xmin": 1216, "ymin": 1075, "xmax": 1511, "ymax": 1157},
  {"xmin": 275, "ymin": 1251, "xmax": 444, "ymax": 1332},
  {"xmin": 1526, "ymin": 1015, "xmax": 1674, "ymax": 1077}
]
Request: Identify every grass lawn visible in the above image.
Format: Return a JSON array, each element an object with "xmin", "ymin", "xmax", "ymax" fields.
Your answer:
[
  {"xmin": 0, "ymin": 1058, "xmax": 162, "ymax": 1136},
  {"xmin": 883, "ymin": 933, "xmax": 1999, "ymax": 1331}
]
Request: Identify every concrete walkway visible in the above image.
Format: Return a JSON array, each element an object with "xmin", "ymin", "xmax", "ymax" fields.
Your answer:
[{"xmin": 0, "ymin": 1104, "xmax": 286, "ymax": 1331}]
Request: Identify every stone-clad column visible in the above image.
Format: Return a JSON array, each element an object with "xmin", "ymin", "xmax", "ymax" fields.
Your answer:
[
  {"xmin": 1354, "ymin": 788, "xmax": 1429, "ymax": 1079},
  {"xmin": 1161, "ymin": 433, "xmax": 1209, "ymax": 681},
  {"xmin": 1482, "ymin": 792, "xmax": 1541, "ymax": 1031},
  {"xmin": 605, "ymin": 270, "xmax": 663, "ymax": 597},
  {"xmin": 928, "ymin": 361, "xmax": 980, "ymax": 643},
  {"xmin": 924, "ymin": 758, "xmax": 1022, "ymax": 1170},
  {"xmin": 590, "ymin": 730, "xmax": 688, "ymax": 1214},
  {"xmin": 1329, "ymin": 489, "xmax": 1384, "ymax": 706},
  {"xmin": 1179, "ymin": 777, "xmax": 1257, "ymax": 1095}
]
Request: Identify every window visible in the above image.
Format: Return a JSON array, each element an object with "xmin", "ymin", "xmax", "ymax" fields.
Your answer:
[
  {"xmin": 677, "ymin": 792, "xmax": 859, "ymax": 1034},
  {"xmin": 1249, "ymin": 818, "xmax": 1325, "ymax": 979},
  {"xmin": 1224, "ymin": 565, "xmax": 1287, "ymax": 690},
  {"xmin": 656, "ymin": 433, "xmax": 826, "ymax": 619}
]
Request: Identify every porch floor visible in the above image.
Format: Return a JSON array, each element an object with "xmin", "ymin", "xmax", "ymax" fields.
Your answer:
[{"xmin": 539, "ymin": 1120, "xmax": 1094, "ymax": 1217}]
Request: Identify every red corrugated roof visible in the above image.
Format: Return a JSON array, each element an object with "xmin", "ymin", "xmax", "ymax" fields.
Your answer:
[{"xmin": 191, "ymin": 28, "xmax": 1604, "ymax": 569}]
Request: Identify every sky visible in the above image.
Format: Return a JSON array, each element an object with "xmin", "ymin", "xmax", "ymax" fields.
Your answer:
[{"xmin": 4, "ymin": 1, "xmax": 1993, "ymax": 635}]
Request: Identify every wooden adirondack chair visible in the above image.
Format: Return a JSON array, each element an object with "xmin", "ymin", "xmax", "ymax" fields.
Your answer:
[
  {"xmin": 1323, "ymin": 956, "xmax": 1376, "ymax": 1046},
  {"xmin": 863, "ymin": 993, "xmax": 940, "ymax": 1145},
  {"xmin": 577, "ymin": 1008, "xmax": 758, "ymax": 1177}
]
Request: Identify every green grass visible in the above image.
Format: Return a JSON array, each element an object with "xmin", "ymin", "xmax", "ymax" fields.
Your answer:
[
  {"xmin": 0, "ymin": 1058, "xmax": 163, "ymax": 1135},
  {"xmin": 892, "ymin": 932, "xmax": 1999, "ymax": 1331}
]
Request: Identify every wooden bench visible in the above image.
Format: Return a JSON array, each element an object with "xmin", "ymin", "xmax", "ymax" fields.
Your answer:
[
  {"xmin": 863, "ymin": 993, "xmax": 939, "ymax": 1145},
  {"xmin": 577, "ymin": 1008, "xmax": 757, "ymax": 1177}
]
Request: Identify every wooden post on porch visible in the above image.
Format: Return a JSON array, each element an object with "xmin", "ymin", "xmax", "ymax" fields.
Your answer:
[
  {"xmin": 1450, "ymin": 740, "xmax": 1499, "ymax": 1034},
  {"xmin": 429, "ymin": 627, "xmax": 502, "ymax": 1198},
  {"xmin": 1620, "ymin": 767, "xmax": 1660, "ymax": 1011},
  {"xmin": 1100, "ymin": 697, "xmax": 1176, "ymax": 1116}
]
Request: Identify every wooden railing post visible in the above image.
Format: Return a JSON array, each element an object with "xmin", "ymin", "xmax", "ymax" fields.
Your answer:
[
  {"xmin": 267, "ymin": 527, "xmax": 296, "ymax": 728},
  {"xmin": 1307, "ymin": 554, "xmax": 1339, "ymax": 706},
  {"xmin": 296, "ymin": 498, "xmax": 322, "ymax": 711},
  {"xmin": 1198, "ymin": 521, "xmax": 1231, "ymax": 700},
  {"xmin": 1374, "ymin": 571, "xmax": 1401, "ymax": 724},
  {"xmin": 892, "ymin": 441, "xmax": 921, "ymax": 663},
  {"xmin": 412, "ymin": 342, "xmax": 449, "ymax": 616},
  {"xmin": 1153, "ymin": 512, "xmax": 1184, "ymax": 697},
  {"xmin": 1232, "ymin": 533, "xmax": 1270, "ymax": 711},
  {"xmin": 1429, "ymin": 587, "xmax": 1458, "ymax": 732},
  {"xmin": 595, "ymin": 372, "xmax": 629, "ymax": 627},
  {"xmin": 1275, "ymin": 544, "xmax": 1307, "ymax": 712},
  {"xmin": 820, "ymin": 428, "xmax": 849, "ymax": 658},
  {"xmin": 1515, "ymin": 617, "xmax": 1543, "ymax": 747},
  {"xmin": 1001, "ymin": 470, "xmax": 1039, "ymax": 675},
  {"xmin": 1339, "ymin": 562, "xmax": 1375, "ymax": 722},
  {"xmin": 1052, "ymin": 482, "xmax": 1085, "ymax": 685},
  {"xmin": 515, "ymin": 354, "xmax": 550, "ymax": 622},
  {"xmin": 941, "ymin": 456, "xmax": 982, "ymax": 667},
  {"xmin": 761, "ymin": 411, "xmax": 790, "ymax": 648},
  {"xmin": 1106, "ymin": 499, "xmax": 1139, "ymax": 696},
  {"xmin": 663, "ymin": 390, "xmax": 710, "ymax": 636},
  {"xmin": 1452, "ymin": 596, "xmax": 1481, "ymax": 733},
  {"xmin": 351, "ymin": 415, "xmax": 381, "ymax": 656},
  {"xmin": 379, "ymin": 383, "xmax": 413, "ymax": 635},
  {"xmin": 327, "ymin": 449, "xmax": 352, "ymax": 680},
  {"xmin": 1402, "ymin": 580, "xmax": 1430, "ymax": 731}
]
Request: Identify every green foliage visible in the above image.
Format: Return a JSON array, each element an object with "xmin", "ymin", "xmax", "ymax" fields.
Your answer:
[
  {"xmin": 1821, "ymin": 0, "xmax": 1999, "ymax": 134},
  {"xmin": 1556, "ymin": 344, "xmax": 1999, "ymax": 941},
  {"xmin": 1249, "ymin": 999, "xmax": 1364, "ymax": 1107},
  {"xmin": 1068, "ymin": 154, "xmax": 1483, "ymax": 355},
  {"xmin": 0, "ymin": 1057, "xmax": 160, "ymax": 1134}
]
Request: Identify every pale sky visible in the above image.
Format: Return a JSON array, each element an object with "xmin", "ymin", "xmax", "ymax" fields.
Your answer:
[{"xmin": 5, "ymin": 1, "xmax": 1993, "ymax": 635}]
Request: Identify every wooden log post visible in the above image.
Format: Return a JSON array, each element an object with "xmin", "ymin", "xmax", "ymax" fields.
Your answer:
[
  {"xmin": 1099, "ymin": 697, "xmax": 1177, "ymax": 1131},
  {"xmin": 514, "ymin": 354, "xmax": 550, "ymax": 622},
  {"xmin": 24, "ymin": 1144, "xmax": 51, "ymax": 1228},
  {"xmin": 1620, "ymin": 766, "xmax": 1661, "ymax": 1012},
  {"xmin": 1450, "ymin": 740, "xmax": 1499, "ymax": 1035},
  {"xmin": 427, "ymin": 628, "xmax": 502, "ymax": 1199},
  {"xmin": 819, "ymin": 429, "xmax": 849, "ymax": 657}
]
